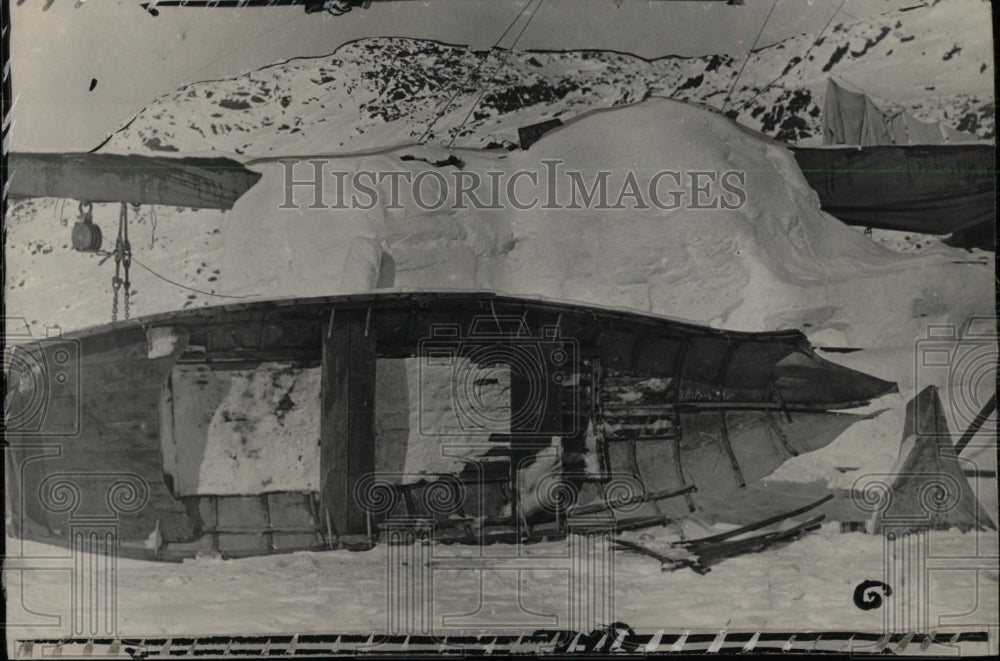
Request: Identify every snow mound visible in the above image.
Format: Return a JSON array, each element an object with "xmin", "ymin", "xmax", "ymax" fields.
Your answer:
[
  {"xmin": 215, "ymin": 98, "xmax": 992, "ymax": 352},
  {"xmin": 9, "ymin": 99, "xmax": 992, "ymax": 354}
]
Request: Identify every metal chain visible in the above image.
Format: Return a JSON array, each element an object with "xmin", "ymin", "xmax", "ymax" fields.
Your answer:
[
  {"xmin": 111, "ymin": 202, "xmax": 133, "ymax": 322},
  {"xmin": 112, "ymin": 233, "xmax": 122, "ymax": 324},
  {"xmin": 122, "ymin": 203, "xmax": 132, "ymax": 320},
  {"xmin": 111, "ymin": 277, "xmax": 119, "ymax": 322}
]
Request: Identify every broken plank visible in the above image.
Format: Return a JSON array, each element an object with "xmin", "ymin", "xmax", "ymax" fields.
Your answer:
[{"xmin": 677, "ymin": 494, "xmax": 833, "ymax": 549}]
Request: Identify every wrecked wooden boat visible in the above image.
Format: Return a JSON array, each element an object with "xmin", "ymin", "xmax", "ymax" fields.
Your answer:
[{"xmin": 4, "ymin": 291, "xmax": 897, "ymax": 560}]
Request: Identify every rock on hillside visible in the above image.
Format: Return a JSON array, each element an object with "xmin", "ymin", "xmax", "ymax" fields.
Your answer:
[{"xmin": 99, "ymin": 0, "xmax": 993, "ymax": 157}]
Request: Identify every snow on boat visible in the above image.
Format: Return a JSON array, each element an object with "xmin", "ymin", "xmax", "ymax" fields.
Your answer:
[{"xmin": 4, "ymin": 291, "xmax": 897, "ymax": 560}]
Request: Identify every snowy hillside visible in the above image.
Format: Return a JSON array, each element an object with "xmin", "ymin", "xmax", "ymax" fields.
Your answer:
[{"xmin": 99, "ymin": 0, "xmax": 994, "ymax": 157}]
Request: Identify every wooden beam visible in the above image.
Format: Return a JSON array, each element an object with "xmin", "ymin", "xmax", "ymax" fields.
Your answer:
[
  {"xmin": 954, "ymin": 394, "xmax": 997, "ymax": 455},
  {"xmin": 320, "ymin": 309, "xmax": 377, "ymax": 539},
  {"xmin": 718, "ymin": 411, "xmax": 746, "ymax": 488},
  {"xmin": 509, "ymin": 346, "xmax": 566, "ymax": 531}
]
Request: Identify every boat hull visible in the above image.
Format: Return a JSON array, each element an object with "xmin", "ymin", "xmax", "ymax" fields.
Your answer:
[{"xmin": 4, "ymin": 291, "xmax": 896, "ymax": 559}]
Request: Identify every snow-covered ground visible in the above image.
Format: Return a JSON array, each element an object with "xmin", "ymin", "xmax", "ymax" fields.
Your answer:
[
  {"xmin": 6, "ymin": 525, "xmax": 998, "ymax": 644},
  {"xmin": 4, "ymin": 1, "xmax": 997, "ymax": 651}
]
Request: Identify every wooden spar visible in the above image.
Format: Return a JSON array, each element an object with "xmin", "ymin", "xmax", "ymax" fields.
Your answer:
[
  {"xmin": 766, "ymin": 411, "xmax": 800, "ymax": 457},
  {"xmin": 677, "ymin": 493, "xmax": 834, "ymax": 548},
  {"xmin": 954, "ymin": 394, "xmax": 997, "ymax": 455},
  {"xmin": 713, "ymin": 341, "xmax": 746, "ymax": 487},
  {"xmin": 320, "ymin": 309, "xmax": 377, "ymax": 538},
  {"xmin": 672, "ymin": 338, "xmax": 697, "ymax": 512},
  {"xmin": 568, "ymin": 484, "xmax": 696, "ymax": 517},
  {"xmin": 718, "ymin": 412, "xmax": 746, "ymax": 488},
  {"xmin": 768, "ymin": 378, "xmax": 794, "ymax": 423},
  {"xmin": 6, "ymin": 153, "xmax": 261, "ymax": 210}
]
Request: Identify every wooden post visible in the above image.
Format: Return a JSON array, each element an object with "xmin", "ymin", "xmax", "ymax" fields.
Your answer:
[
  {"xmin": 509, "ymin": 340, "xmax": 565, "ymax": 533},
  {"xmin": 509, "ymin": 365, "xmax": 530, "ymax": 531},
  {"xmin": 320, "ymin": 309, "xmax": 377, "ymax": 540}
]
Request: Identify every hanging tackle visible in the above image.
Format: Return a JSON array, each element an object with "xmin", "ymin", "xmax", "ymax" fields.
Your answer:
[
  {"xmin": 111, "ymin": 202, "xmax": 133, "ymax": 322},
  {"xmin": 71, "ymin": 200, "xmax": 103, "ymax": 252}
]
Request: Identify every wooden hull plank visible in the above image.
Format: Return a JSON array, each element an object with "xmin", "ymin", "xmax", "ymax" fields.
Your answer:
[{"xmin": 320, "ymin": 309, "xmax": 377, "ymax": 539}]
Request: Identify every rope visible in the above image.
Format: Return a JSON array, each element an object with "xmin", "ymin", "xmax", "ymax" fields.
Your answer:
[
  {"xmin": 447, "ymin": 0, "xmax": 543, "ymax": 148},
  {"xmin": 796, "ymin": 0, "xmax": 846, "ymax": 85},
  {"xmin": 416, "ymin": 0, "xmax": 536, "ymax": 144},
  {"xmin": 149, "ymin": 206, "xmax": 158, "ymax": 249},
  {"xmin": 131, "ymin": 257, "xmax": 257, "ymax": 300},
  {"xmin": 721, "ymin": 0, "xmax": 777, "ymax": 113},
  {"xmin": 734, "ymin": 0, "xmax": 845, "ymax": 113},
  {"xmin": 830, "ymin": 73, "xmax": 903, "ymax": 110},
  {"xmin": 123, "ymin": 205, "xmax": 131, "ymax": 320},
  {"xmin": 55, "ymin": 198, "xmax": 67, "ymax": 227},
  {"xmin": 111, "ymin": 202, "xmax": 131, "ymax": 322}
]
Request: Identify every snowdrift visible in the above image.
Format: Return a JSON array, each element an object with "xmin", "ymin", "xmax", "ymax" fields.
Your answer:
[{"xmin": 218, "ymin": 99, "xmax": 992, "ymax": 352}]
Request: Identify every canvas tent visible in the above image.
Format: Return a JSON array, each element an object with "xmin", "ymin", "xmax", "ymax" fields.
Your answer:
[
  {"xmin": 822, "ymin": 78, "xmax": 979, "ymax": 147},
  {"xmin": 790, "ymin": 144, "xmax": 996, "ymax": 246},
  {"xmin": 781, "ymin": 79, "xmax": 996, "ymax": 248},
  {"xmin": 870, "ymin": 385, "xmax": 995, "ymax": 534}
]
